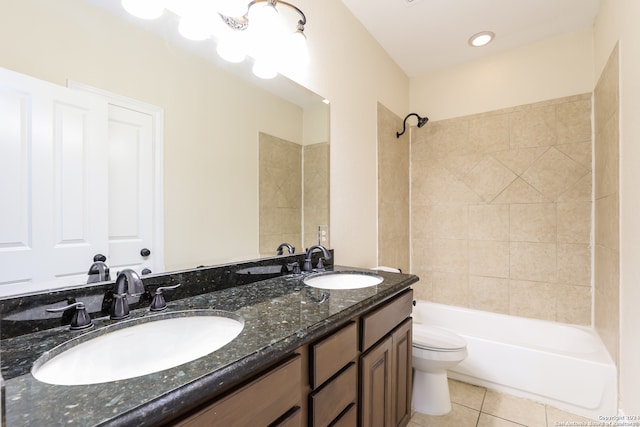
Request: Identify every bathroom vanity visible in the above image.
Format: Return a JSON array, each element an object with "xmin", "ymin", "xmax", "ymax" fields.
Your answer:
[{"xmin": 0, "ymin": 255, "xmax": 417, "ymax": 426}]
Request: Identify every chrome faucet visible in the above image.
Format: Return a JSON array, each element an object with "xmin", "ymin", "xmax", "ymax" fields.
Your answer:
[
  {"xmin": 276, "ymin": 242, "xmax": 295, "ymax": 255},
  {"xmin": 110, "ymin": 269, "xmax": 145, "ymax": 320},
  {"xmin": 303, "ymin": 245, "xmax": 332, "ymax": 272}
]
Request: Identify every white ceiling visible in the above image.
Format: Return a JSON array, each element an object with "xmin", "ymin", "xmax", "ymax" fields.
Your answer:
[{"xmin": 340, "ymin": 0, "xmax": 600, "ymax": 77}]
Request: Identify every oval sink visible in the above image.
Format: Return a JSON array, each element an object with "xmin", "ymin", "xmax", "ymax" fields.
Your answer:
[
  {"xmin": 303, "ymin": 272, "xmax": 383, "ymax": 290},
  {"xmin": 32, "ymin": 310, "xmax": 244, "ymax": 386}
]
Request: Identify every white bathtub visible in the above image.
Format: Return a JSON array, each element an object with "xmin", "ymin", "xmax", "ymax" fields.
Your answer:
[{"xmin": 413, "ymin": 301, "xmax": 617, "ymax": 419}]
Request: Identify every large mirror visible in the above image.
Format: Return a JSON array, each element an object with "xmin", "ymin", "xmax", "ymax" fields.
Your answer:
[{"xmin": 0, "ymin": 0, "xmax": 329, "ymax": 296}]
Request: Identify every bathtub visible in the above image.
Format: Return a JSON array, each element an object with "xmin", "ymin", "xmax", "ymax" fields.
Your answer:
[{"xmin": 413, "ymin": 301, "xmax": 617, "ymax": 419}]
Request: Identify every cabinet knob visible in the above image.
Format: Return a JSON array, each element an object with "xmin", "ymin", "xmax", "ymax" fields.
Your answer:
[
  {"xmin": 140, "ymin": 248, "xmax": 151, "ymax": 257},
  {"xmin": 93, "ymin": 253, "xmax": 107, "ymax": 262}
]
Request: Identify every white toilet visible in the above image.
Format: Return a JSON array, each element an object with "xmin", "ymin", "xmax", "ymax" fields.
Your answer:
[{"xmin": 412, "ymin": 323, "xmax": 468, "ymax": 415}]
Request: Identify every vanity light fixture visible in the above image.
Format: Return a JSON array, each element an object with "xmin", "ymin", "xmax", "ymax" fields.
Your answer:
[
  {"xmin": 468, "ymin": 31, "xmax": 495, "ymax": 47},
  {"xmin": 396, "ymin": 113, "xmax": 429, "ymax": 138},
  {"xmin": 121, "ymin": 0, "xmax": 309, "ymax": 80}
]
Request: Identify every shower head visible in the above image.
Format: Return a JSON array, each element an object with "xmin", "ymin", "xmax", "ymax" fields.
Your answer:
[{"xmin": 396, "ymin": 113, "xmax": 429, "ymax": 138}]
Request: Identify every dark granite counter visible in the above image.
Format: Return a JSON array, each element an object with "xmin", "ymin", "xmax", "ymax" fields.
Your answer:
[{"xmin": 1, "ymin": 261, "xmax": 417, "ymax": 426}]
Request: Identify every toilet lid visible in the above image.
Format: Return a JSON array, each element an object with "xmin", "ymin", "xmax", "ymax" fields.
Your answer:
[{"xmin": 413, "ymin": 325, "xmax": 466, "ymax": 351}]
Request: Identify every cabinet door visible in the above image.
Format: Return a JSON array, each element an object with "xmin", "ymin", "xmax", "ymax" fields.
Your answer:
[
  {"xmin": 391, "ymin": 319, "xmax": 412, "ymax": 427},
  {"xmin": 360, "ymin": 336, "xmax": 393, "ymax": 427}
]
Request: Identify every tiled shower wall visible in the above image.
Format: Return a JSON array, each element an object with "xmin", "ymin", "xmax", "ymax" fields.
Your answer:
[
  {"xmin": 594, "ymin": 44, "xmax": 620, "ymax": 362},
  {"xmin": 378, "ymin": 103, "xmax": 411, "ymax": 272},
  {"xmin": 259, "ymin": 133, "xmax": 330, "ymax": 255},
  {"xmin": 410, "ymin": 94, "xmax": 593, "ymax": 325}
]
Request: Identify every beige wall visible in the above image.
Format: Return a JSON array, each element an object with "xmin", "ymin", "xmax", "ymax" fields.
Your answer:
[
  {"xmin": 410, "ymin": 94, "xmax": 592, "ymax": 325},
  {"xmin": 377, "ymin": 103, "xmax": 410, "ymax": 272},
  {"xmin": 594, "ymin": 0, "xmax": 640, "ymax": 415},
  {"xmin": 410, "ymin": 29, "xmax": 595, "ymax": 122}
]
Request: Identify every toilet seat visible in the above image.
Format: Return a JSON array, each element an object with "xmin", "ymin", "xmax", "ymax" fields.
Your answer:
[{"xmin": 413, "ymin": 325, "xmax": 466, "ymax": 352}]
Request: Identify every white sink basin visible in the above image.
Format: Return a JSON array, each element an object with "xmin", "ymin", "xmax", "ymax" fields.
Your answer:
[
  {"xmin": 303, "ymin": 272, "xmax": 383, "ymax": 290},
  {"xmin": 32, "ymin": 310, "xmax": 244, "ymax": 386}
]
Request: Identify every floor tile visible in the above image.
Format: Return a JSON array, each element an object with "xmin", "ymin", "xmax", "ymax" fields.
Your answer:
[
  {"xmin": 411, "ymin": 402, "xmax": 480, "ymax": 427},
  {"xmin": 477, "ymin": 413, "xmax": 526, "ymax": 427},
  {"xmin": 481, "ymin": 390, "xmax": 546, "ymax": 427},
  {"xmin": 546, "ymin": 406, "xmax": 596, "ymax": 425},
  {"xmin": 449, "ymin": 378, "xmax": 487, "ymax": 410}
]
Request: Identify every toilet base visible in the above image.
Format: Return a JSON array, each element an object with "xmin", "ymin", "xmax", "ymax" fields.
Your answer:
[{"xmin": 412, "ymin": 369, "xmax": 452, "ymax": 416}]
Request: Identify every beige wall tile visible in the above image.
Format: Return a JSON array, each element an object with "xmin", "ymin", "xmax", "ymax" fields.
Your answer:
[
  {"xmin": 432, "ymin": 271, "xmax": 469, "ymax": 306},
  {"xmin": 510, "ymin": 242, "xmax": 557, "ymax": 283},
  {"xmin": 469, "ymin": 275, "xmax": 509, "ymax": 314},
  {"xmin": 594, "ymin": 114, "xmax": 619, "ymax": 199},
  {"xmin": 471, "ymin": 113, "xmax": 510, "ymax": 154},
  {"xmin": 431, "ymin": 238, "xmax": 468, "ymax": 274},
  {"xmin": 594, "ymin": 193, "xmax": 619, "ymax": 251},
  {"xmin": 556, "ymin": 284, "xmax": 592, "ymax": 325},
  {"xmin": 492, "ymin": 146, "xmax": 548, "ymax": 175},
  {"xmin": 469, "ymin": 241, "xmax": 509, "ymax": 278},
  {"xmin": 509, "ymin": 279, "xmax": 557, "ymax": 321},
  {"xmin": 432, "ymin": 205, "xmax": 468, "ymax": 239},
  {"xmin": 509, "ymin": 104, "xmax": 557, "ymax": 149},
  {"xmin": 510, "ymin": 203, "xmax": 556, "ymax": 243},
  {"xmin": 557, "ymin": 243, "xmax": 591, "ymax": 286},
  {"xmin": 464, "ymin": 156, "xmax": 517, "ymax": 202},
  {"xmin": 521, "ymin": 147, "xmax": 589, "ymax": 200},
  {"xmin": 557, "ymin": 98, "xmax": 592, "ymax": 144},
  {"xmin": 468, "ymin": 204, "xmax": 509, "ymax": 241},
  {"xmin": 492, "ymin": 178, "xmax": 548, "ymax": 204},
  {"xmin": 557, "ymin": 201, "xmax": 592, "ymax": 244}
]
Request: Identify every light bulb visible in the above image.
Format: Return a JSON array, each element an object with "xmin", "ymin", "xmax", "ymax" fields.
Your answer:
[
  {"xmin": 121, "ymin": 0, "xmax": 165, "ymax": 20},
  {"xmin": 252, "ymin": 58, "xmax": 278, "ymax": 79},
  {"xmin": 216, "ymin": 26, "xmax": 248, "ymax": 63},
  {"xmin": 178, "ymin": 16, "xmax": 212, "ymax": 41},
  {"xmin": 288, "ymin": 30, "xmax": 309, "ymax": 65},
  {"xmin": 217, "ymin": 0, "xmax": 248, "ymax": 18}
]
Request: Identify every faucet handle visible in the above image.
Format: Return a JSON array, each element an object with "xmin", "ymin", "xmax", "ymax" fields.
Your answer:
[
  {"xmin": 150, "ymin": 283, "xmax": 181, "ymax": 311},
  {"xmin": 46, "ymin": 302, "xmax": 93, "ymax": 331}
]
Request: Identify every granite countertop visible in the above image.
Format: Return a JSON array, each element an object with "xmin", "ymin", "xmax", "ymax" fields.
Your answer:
[{"xmin": 1, "ymin": 265, "xmax": 417, "ymax": 426}]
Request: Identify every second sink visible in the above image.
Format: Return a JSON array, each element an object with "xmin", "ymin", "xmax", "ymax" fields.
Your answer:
[
  {"xmin": 32, "ymin": 310, "xmax": 244, "ymax": 386},
  {"xmin": 303, "ymin": 271, "xmax": 383, "ymax": 290}
]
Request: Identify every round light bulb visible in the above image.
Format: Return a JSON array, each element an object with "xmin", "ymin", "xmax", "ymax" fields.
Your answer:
[
  {"xmin": 217, "ymin": 0, "xmax": 248, "ymax": 18},
  {"xmin": 252, "ymin": 58, "xmax": 278, "ymax": 79},
  {"xmin": 178, "ymin": 16, "xmax": 212, "ymax": 41},
  {"xmin": 216, "ymin": 26, "xmax": 248, "ymax": 63},
  {"xmin": 121, "ymin": 0, "xmax": 165, "ymax": 20},
  {"xmin": 288, "ymin": 30, "xmax": 309, "ymax": 65}
]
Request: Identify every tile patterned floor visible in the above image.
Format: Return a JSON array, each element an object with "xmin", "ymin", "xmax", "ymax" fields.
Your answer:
[{"xmin": 409, "ymin": 379, "xmax": 596, "ymax": 427}]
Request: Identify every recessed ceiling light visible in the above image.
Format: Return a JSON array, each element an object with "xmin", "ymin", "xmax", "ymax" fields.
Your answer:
[{"xmin": 468, "ymin": 31, "xmax": 495, "ymax": 47}]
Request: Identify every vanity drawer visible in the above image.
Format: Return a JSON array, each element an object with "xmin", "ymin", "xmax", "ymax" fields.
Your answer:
[
  {"xmin": 310, "ymin": 321, "xmax": 357, "ymax": 388},
  {"xmin": 310, "ymin": 362, "xmax": 357, "ymax": 427},
  {"xmin": 360, "ymin": 289, "xmax": 413, "ymax": 351},
  {"xmin": 175, "ymin": 354, "xmax": 301, "ymax": 427}
]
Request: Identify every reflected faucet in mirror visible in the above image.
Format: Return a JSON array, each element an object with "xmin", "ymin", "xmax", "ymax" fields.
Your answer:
[
  {"xmin": 303, "ymin": 245, "xmax": 332, "ymax": 272},
  {"xmin": 87, "ymin": 254, "xmax": 111, "ymax": 284},
  {"xmin": 110, "ymin": 269, "xmax": 145, "ymax": 320},
  {"xmin": 277, "ymin": 243, "xmax": 295, "ymax": 255}
]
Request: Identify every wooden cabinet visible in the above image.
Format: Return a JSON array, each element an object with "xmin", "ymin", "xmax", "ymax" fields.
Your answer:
[
  {"xmin": 169, "ymin": 288, "xmax": 413, "ymax": 427},
  {"xmin": 174, "ymin": 354, "xmax": 302, "ymax": 427},
  {"xmin": 309, "ymin": 321, "xmax": 358, "ymax": 427},
  {"xmin": 360, "ymin": 289, "xmax": 413, "ymax": 427}
]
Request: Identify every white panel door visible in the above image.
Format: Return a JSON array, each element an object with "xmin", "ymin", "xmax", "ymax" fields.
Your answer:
[
  {"xmin": 107, "ymin": 104, "xmax": 156, "ymax": 275},
  {"xmin": 0, "ymin": 68, "xmax": 108, "ymax": 296}
]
